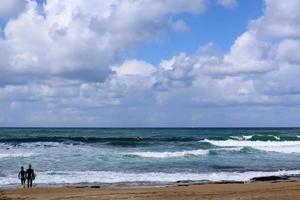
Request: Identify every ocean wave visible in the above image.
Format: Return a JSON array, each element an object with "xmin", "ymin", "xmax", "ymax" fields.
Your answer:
[
  {"xmin": 0, "ymin": 143, "xmax": 40, "ymax": 158},
  {"xmin": 1, "ymin": 170, "xmax": 300, "ymax": 186},
  {"xmin": 203, "ymin": 139, "xmax": 300, "ymax": 153},
  {"xmin": 127, "ymin": 149, "xmax": 209, "ymax": 158},
  {"xmin": 126, "ymin": 147, "xmax": 243, "ymax": 158},
  {"xmin": 0, "ymin": 142, "xmax": 109, "ymax": 160},
  {"xmin": 0, "ymin": 142, "xmax": 76, "ymax": 149},
  {"xmin": 0, "ymin": 152, "xmax": 37, "ymax": 159},
  {"xmin": 203, "ymin": 139, "xmax": 300, "ymax": 147},
  {"xmin": 243, "ymin": 135, "xmax": 253, "ymax": 140},
  {"xmin": 229, "ymin": 135, "xmax": 254, "ymax": 141},
  {"xmin": 0, "ymin": 136, "xmax": 197, "ymax": 144},
  {"xmin": 0, "ymin": 142, "xmax": 79, "ymax": 158},
  {"xmin": 0, "ymin": 141, "xmax": 245, "ymax": 160},
  {"xmin": 229, "ymin": 135, "xmax": 281, "ymax": 141}
]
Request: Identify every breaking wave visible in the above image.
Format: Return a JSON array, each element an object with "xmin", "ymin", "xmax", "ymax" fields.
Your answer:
[
  {"xmin": 203, "ymin": 139, "xmax": 300, "ymax": 154},
  {"xmin": 1, "ymin": 170, "xmax": 300, "ymax": 186},
  {"xmin": 127, "ymin": 149, "xmax": 209, "ymax": 158},
  {"xmin": 127, "ymin": 147, "xmax": 243, "ymax": 158}
]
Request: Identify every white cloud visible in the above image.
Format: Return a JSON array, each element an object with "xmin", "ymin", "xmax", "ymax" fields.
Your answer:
[
  {"xmin": 222, "ymin": 31, "xmax": 275, "ymax": 74},
  {"xmin": 276, "ymin": 39, "xmax": 300, "ymax": 63},
  {"xmin": 155, "ymin": 53, "xmax": 196, "ymax": 89},
  {"xmin": 0, "ymin": 0, "xmax": 207, "ymax": 84},
  {"xmin": 117, "ymin": 0, "xmax": 300, "ymax": 108},
  {"xmin": 0, "ymin": 0, "xmax": 27, "ymax": 19},
  {"xmin": 1, "ymin": 0, "xmax": 300, "ymax": 126},
  {"xmin": 171, "ymin": 19, "xmax": 190, "ymax": 32},
  {"xmin": 252, "ymin": 0, "xmax": 300, "ymax": 39},
  {"xmin": 27, "ymin": 108, "xmax": 96, "ymax": 125},
  {"xmin": 112, "ymin": 60, "xmax": 157, "ymax": 76},
  {"xmin": 218, "ymin": 0, "xmax": 237, "ymax": 8}
]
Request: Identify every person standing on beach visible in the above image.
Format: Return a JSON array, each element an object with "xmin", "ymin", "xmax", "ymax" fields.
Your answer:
[
  {"xmin": 18, "ymin": 166, "xmax": 26, "ymax": 188},
  {"xmin": 25, "ymin": 165, "xmax": 35, "ymax": 188}
]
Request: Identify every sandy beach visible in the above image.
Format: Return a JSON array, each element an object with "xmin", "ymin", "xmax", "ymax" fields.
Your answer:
[{"xmin": 1, "ymin": 181, "xmax": 300, "ymax": 200}]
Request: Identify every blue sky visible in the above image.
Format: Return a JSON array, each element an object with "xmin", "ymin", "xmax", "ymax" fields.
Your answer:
[
  {"xmin": 126, "ymin": 0, "xmax": 264, "ymax": 65},
  {"xmin": 0, "ymin": 0, "xmax": 300, "ymax": 127}
]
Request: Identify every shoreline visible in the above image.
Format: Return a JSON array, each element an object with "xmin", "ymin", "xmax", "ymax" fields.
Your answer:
[
  {"xmin": 2, "ymin": 173, "xmax": 300, "ymax": 189},
  {"xmin": 1, "ymin": 179, "xmax": 300, "ymax": 200}
]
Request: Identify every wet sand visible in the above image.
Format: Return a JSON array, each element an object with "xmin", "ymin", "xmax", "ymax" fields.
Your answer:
[{"xmin": 1, "ymin": 181, "xmax": 300, "ymax": 200}]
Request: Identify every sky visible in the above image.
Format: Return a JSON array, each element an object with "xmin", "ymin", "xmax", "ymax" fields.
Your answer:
[{"xmin": 0, "ymin": 0, "xmax": 300, "ymax": 127}]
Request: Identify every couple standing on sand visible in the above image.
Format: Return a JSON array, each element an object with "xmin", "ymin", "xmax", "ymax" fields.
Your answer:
[{"xmin": 18, "ymin": 165, "xmax": 35, "ymax": 188}]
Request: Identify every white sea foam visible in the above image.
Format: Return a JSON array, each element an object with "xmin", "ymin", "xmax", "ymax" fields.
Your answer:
[
  {"xmin": 230, "ymin": 135, "xmax": 254, "ymax": 141},
  {"xmin": 203, "ymin": 139, "xmax": 300, "ymax": 153},
  {"xmin": 212, "ymin": 147, "xmax": 244, "ymax": 152},
  {"xmin": 127, "ymin": 147, "xmax": 244, "ymax": 158},
  {"xmin": 242, "ymin": 135, "xmax": 253, "ymax": 140},
  {"xmin": 274, "ymin": 136, "xmax": 280, "ymax": 140},
  {"xmin": 0, "ymin": 152, "xmax": 37, "ymax": 159},
  {"xmin": 229, "ymin": 136, "xmax": 243, "ymax": 140},
  {"xmin": 0, "ymin": 142, "xmax": 69, "ymax": 151},
  {"xmin": 0, "ymin": 142, "xmax": 112, "ymax": 160},
  {"xmin": 230, "ymin": 135, "xmax": 280, "ymax": 141},
  {"xmin": 1, "ymin": 170, "xmax": 300, "ymax": 187},
  {"xmin": 127, "ymin": 149, "xmax": 209, "ymax": 158},
  {"xmin": 0, "ymin": 143, "xmax": 39, "ymax": 158},
  {"xmin": 204, "ymin": 139, "xmax": 300, "ymax": 147}
]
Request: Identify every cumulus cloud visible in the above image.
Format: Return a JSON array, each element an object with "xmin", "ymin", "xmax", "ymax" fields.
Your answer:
[
  {"xmin": 0, "ymin": 0, "xmax": 207, "ymax": 85},
  {"xmin": 1, "ymin": 0, "xmax": 300, "ymax": 126},
  {"xmin": 0, "ymin": 0, "xmax": 27, "ymax": 19},
  {"xmin": 105, "ymin": 0, "xmax": 300, "ymax": 108},
  {"xmin": 252, "ymin": 0, "xmax": 300, "ymax": 39},
  {"xmin": 112, "ymin": 60, "xmax": 157, "ymax": 76}
]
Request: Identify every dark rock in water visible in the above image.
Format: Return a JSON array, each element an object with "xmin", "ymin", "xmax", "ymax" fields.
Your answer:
[
  {"xmin": 176, "ymin": 180, "xmax": 193, "ymax": 183},
  {"xmin": 90, "ymin": 185, "xmax": 101, "ymax": 188},
  {"xmin": 177, "ymin": 184, "xmax": 190, "ymax": 187},
  {"xmin": 251, "ymin": 176, "xmax": 289, "ymax": 182}
]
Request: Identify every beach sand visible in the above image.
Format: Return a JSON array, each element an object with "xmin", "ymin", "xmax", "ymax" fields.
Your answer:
[{"xmin": 1, "ymin": 181, "xmax": 300, "ymax": 200}]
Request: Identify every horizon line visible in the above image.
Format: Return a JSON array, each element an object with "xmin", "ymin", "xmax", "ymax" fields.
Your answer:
[{"xmin": 0, "ymin": 126, "xmax": 300, "ymax": 129}]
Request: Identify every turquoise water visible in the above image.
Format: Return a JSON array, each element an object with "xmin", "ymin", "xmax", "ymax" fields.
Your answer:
[{"xmin": 1, "ymin": 128, "xmax": 300, "ymax": 187}]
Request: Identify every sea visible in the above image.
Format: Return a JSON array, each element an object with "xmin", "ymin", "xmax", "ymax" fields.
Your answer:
[{"xmin": 1, "ymin": 128, "xmax": 300, "ymax": 188}]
